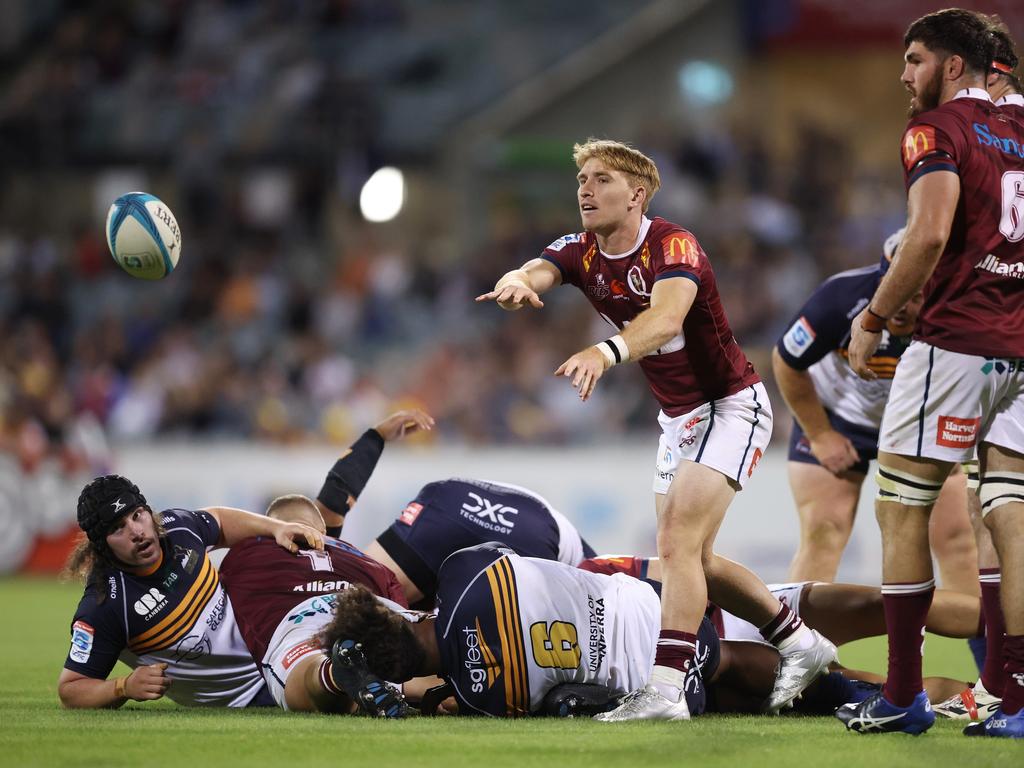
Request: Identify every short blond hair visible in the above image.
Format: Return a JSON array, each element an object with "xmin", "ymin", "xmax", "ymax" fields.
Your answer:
[
  {"xmin": 266, "ymin": 493, "xmax": 326, "ymax": 533},
  {"xmin": 572, "ymin": 139, "xmax": 661, "ymax": 213}
]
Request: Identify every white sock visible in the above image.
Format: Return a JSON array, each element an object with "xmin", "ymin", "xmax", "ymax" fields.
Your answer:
[
  {"xmin": 649, "ymin": 664, "xmax": 686, "ymax": 702},
  {"xmin": 776, "ymin": 623, "xmax": 815, "ymax": 653}
]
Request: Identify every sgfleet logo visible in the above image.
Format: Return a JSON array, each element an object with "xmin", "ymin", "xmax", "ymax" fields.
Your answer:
[
  {"xmin": 902, "ymin": 125, "xmax": 936, "ymax": 169},
  {"xmin": 460, "ymin": 492, "xmax": 518, "ymax": 534},
  {"xmin": 936, "ymin": 416, "xmax": 981, "ymax": 449},
  {"xmin": 975, "ymin": 253, "xmax": 1024, "ymax": 278},
  {"xmin": 134, "ymin": 587, "xmax": 168, "ymax": 618},
  {"xmin": 463, "ymin": 619, "xmax": 501, "ymax": 693},
  {"xmin": 974, "ymin": 122, "xmax": 1024, "ymax": 159}
]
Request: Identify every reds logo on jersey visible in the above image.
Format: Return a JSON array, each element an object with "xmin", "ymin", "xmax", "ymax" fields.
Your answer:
[
  {"xmin": 902, "ymin": 125, "xmax": 936, "ymax": 171},
  {"xmin": 662, "ymin": 232, "xmax": 701, "ymax": 268}
]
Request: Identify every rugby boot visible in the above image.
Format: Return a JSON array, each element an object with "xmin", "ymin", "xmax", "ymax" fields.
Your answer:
[
  {"xmin": 963, "ymin": 707, "xmax": 1024, "ymax": 738},
  {"xmin": 593, "ymin": 685, "xmax": 690, "ymax": 722},
  {"xmin": 836, "ymin": 690, "xmax": 934, "ymax": 734},
  {"xmin": 330, "ymin": 638, "xmax": 408, "ymax": 718},
  {"xmin": 934, "ymin": 679, "xmax": 1001, "ymax": 721},
  {"xmin": 767, "ymin": 629, "xmax": 838, "ymax": 712}
]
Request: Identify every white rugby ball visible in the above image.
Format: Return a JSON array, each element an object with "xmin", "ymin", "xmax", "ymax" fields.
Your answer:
[{"xmin": 105, "ymin": 192, "xmax": 181, "ymax": 280}]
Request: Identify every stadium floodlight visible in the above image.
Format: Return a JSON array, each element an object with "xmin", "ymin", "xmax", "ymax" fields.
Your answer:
[
  {"xmin": 677, "ymin": 61, "xmax": 733, "ymax": 107},
  {"xmin": 359, "ymin": 167, "xmax": 405, "ymax": 223}
]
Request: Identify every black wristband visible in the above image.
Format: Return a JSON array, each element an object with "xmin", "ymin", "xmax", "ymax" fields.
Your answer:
[{"xmin": 316, "ymin": 429, "xmax": 386, "ymax": 513}]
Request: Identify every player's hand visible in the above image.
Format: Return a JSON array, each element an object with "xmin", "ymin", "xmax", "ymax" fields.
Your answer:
[
  {"xmin": 847, "ymin": 308, "xmax": 882, "ymax": 380},
  {"xmin": 275, "ymin": 522, "xmax": 325, "ymax": 553},
  {"xmin": 808, "ymin": 430, "xmax": 860, "ymax": 476},
  {"xmin": 374, "ymin": 409, "xmax": 435, "ymax": 442},
  {"xmin": 475, "ymin": 282, "xmax": 544, "ymax": 311},
  {"xmin": 125, "ymin": 663, "xmax": 171, "ymax": 701},
  {"xmin": 555, "ymin": 346, "xmax": 610, "ymax": 402}
]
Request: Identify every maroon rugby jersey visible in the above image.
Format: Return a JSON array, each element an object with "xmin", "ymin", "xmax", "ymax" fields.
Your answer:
[
  {"xmin": 542, "ymin": 216, "xmax": 759, "ymax": 416},
  {"xmin": 219, "ymin": 537, "xmax": 406, "ymax": 664},
  {"xmin": 901, "ymin": 89, "xmax": 1024, "ymax": 357}
]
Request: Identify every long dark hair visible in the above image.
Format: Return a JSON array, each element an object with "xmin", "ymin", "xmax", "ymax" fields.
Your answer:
[{"xmin": 317, "ymin": 584, "xmax": 426, "ymax": 682}]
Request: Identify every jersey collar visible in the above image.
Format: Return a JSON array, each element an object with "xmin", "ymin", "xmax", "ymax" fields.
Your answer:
[
  {"xmin": 953, "ymin": 87, "xmax": 993, "ymax": 103},
  {"xmin": 997, "ymin": 93, "xmax": 1024, "ymax": 106},
  {"xmin": 599, "ymin": 216, "xmax": 651, "ymax": 260}
]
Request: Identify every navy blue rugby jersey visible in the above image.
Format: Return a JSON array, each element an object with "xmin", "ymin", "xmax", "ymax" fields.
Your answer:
[
  {"xmin": 775, "ymin": 262, "xmax": 912, "ymax": 430},
  {"xmin": 64, "ymin": 509, "xmax": 264, "ymax": 707}
]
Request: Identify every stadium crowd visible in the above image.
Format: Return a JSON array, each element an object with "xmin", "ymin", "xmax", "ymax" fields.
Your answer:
[{"xmin": 0, "ymin": 1, "xmax": 908, "ymax": 461}]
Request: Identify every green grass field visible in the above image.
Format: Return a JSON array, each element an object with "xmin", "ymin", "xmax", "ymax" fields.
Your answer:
[{"xmin": 1, "ymin": 576, "xmax": 1018, "ymax": 767}]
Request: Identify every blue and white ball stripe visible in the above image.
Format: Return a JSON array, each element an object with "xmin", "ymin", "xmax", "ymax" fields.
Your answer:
[{"xmin": 105, "ymin": 192, "xmax": 181, "ymax": 280}]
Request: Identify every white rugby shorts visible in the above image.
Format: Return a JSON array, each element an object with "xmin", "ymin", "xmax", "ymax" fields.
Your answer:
[
  {"xmin": 719, "ymin": 581, "xmax": 812, "ymax": 643},
  {"xmin": 879, "ymin": 341, "xmax": 1024, "ymax": 463},
  {"xmin": 261, "ymin": 594, "xmax": 336, "ymax": 709},
  {"xmin": 654, "ymin": 382, "xmax": 773, "ymax": 494}
]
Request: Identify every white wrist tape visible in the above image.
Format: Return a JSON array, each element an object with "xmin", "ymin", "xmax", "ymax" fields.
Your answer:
[{"xmin": 597, "ymin": 334, "xmax": 629, "ymax": 366}]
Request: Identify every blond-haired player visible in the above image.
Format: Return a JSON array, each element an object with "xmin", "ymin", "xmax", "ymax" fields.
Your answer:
[{"xmin": 477, "ymin": 139, "xmax": 836, "ymax": 721}]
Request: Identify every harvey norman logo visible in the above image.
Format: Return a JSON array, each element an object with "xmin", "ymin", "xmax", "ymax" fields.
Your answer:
[{"xmin": 975, "ymin": 254, "xmax": 1024, "ymax": 278}]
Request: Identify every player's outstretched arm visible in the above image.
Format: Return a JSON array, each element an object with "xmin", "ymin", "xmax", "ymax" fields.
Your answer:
[
  {"xmin": 314, "ymin": 409, "xmax": 434, "ymax": 535},
  {"xmin": 475, "ymin": 258, "xmax": 561, "ymax": 311},
  {"xmin": 58, "ymin": 664, "xmax": 170, "ymax": 709},
  {"xmin": 771, "ymin": 348, "xmax": 858, "ymax": 475},
  {"xmin": 204, "ymin": 506, "xmax": 324, "ymax": 553},
  {"xmin": 555, "ymin": 277, "xmax": 696, "ymax": 401}
]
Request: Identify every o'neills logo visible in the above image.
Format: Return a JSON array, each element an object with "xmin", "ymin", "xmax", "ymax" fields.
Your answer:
[{"xmin": 975, "ymin": 254, "xmax": 1024, "ymax": 278}]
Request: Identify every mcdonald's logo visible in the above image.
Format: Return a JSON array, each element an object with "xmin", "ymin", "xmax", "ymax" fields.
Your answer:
[
  {"xmin": 902, "ymin": 125, "xmax": 936, "ymax": 170},
  {"xmin": 662, "ymin": 232, "xmax": 701, "ymax": 268}
]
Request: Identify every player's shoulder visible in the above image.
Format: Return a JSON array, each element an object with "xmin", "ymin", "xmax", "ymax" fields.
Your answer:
[
  {"xmin": 816, "ymin": 263, "xmax": 883, "ymax": 299},
  {"xmin": 543, "ymin": 231, "xmax": 590, "ymax": 255}
]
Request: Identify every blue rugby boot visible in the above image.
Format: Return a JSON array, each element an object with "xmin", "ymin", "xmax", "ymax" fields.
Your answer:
[
  {"xmin": 963, "ymin": 707, "xmax": 1024, "ymax": 738},
  {"xmin": 836, "ymin": 690, "xmax": 934, "ymax": 734}
]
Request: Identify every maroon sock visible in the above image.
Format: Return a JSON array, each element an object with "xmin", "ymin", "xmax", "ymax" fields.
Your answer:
[
  {"xmin": 1002, "ymin": 634, "xmax": 1024, "ymax": 715},
  {"xmin": 759, "ymin": 602, "xmax": 804, "ymax": 646},
  {"xmin": 881, "ymin": 580, "xmax": 934, "ymax": 707},
  {"xmin": 654, "ymin": 629, "xmax": 697, "ymax": 674},
  {"xmin": 979, "ymin": 568, "xmax": 1005, "ymax": 696}
]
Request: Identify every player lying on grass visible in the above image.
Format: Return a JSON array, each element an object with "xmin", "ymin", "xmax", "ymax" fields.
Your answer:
[
  {"xmin": 217, "ymin": 494, "xmax": 412, "ymax": 716},
  {"xmin": 580, "ymin": 556, "xmax": 979, "ymax": 648},
  {"xmin": 319, "ymin": 542, "xmax": 958, "ymax": 718},
  {"xmin": 311, "ymin": 409, "xmax": 595, "ymax": 606},
  {"xmin": 58, "ymin": 475, "xmax": 324, "ymax": 709}
]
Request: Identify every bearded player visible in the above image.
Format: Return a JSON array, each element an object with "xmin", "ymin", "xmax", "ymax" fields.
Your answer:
[{"xmin": 843, "ymin": 9, "xmax": 1024, "ymax": 737}]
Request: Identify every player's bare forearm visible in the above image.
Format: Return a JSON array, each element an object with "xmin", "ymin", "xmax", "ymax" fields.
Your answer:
[
  {"xmin": 58, "ymin": 664, "xmax": 170, "ymax": 708},
  {"xmin": 771, "ymin": 348, "xmax": 832, "ymax": 438},
  {"xmin": 870, "ymin": 171, "xmax": 958, "ymax": 317},
  {"xmin": 475, "ymin": 258, "xmax": 560, "ymax": 310},
  {"xmin": 206, "ymin": 506, "xmax": 324, "ymax": 552},
  {"xmin": 618, "ymin": 278, "xmax": 697, "ymax": 358},
  {"xmin": 58, "ymin": 673, "xmax": 128, "ymax": 709}
]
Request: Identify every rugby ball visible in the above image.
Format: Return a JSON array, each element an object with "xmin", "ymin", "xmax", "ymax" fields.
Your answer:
[{"xmin": 105, "ymin": 192, "xmax": 181, "ymax": 280}]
